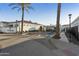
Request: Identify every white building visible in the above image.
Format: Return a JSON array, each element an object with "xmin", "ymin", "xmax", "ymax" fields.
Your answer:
[
  {"xmin": 60, "ymin": 25, "xmax": 69, "ymax": 32},
  {"xmin": 0, "ymin": 22, "xmax": 16, "ymax": 33},
  {"xmin": 0, "ymin": 20, "xmax": 46, "ymax": 33},
  {"xmin": 71, "ymin": 16, "xmax": 79, "ymax": 32},
  {"xmin": 45, "ymin": 25, "xmax": 55, "ymax": 31},
  {"xmin": 71, "ymin": 16, "xmax": 79, "ymax": 27},
  {"xmin": 70, "ymin": 16, "xmax": 79, "ymax": 40}
]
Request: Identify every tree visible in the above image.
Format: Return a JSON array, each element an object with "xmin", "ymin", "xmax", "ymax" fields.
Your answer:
[
  {"xmin": 53, "ymin": 3, "xmax": 61, "ymax": 39},
  {"xmin": 9, "ymin": 3, "xmax": 33, "ymax": 34}
]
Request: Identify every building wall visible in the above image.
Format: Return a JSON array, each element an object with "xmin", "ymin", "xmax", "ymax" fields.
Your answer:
[
  {"xmin": 60, "ymin": 25, "xmax": 69, "ymax": 32},
  {"xmin": 70, "ymin": 16, "xmax": 79, "ymax": 40},
  {"xmin": 0, "ymin": 21, "xmax": 46, "ymax": 33},
  {"xmin": 71, "ymin": 17, "xmax": 79, "ymax": 27},
  {"xmin": 71, "ymin": 16, "xmax": 79, "ymax": 32},
  {"xmin": 17, "ymin": 22, "xmax": 44, "ymax": 32},
  {"xmin": 0, "ymin": 27, "xmax": 16, "ymax": 33}
]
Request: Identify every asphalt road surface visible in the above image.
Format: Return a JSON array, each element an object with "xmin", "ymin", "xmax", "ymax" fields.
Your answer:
[
  {"xmin": 1, "ymin": 32, "xmax": 77, "ymax": 56},
  {"xmin": 0, "ymin": 38, "xmax": 57, "ymax": 56}
]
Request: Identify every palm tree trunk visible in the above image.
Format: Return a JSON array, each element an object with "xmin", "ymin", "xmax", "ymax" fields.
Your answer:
[
  {"xmin": 54, "ymin": 3, "xmax": 61, "ymax": 39},
  {"xmin": 21, "ymin": 3, "xmax": 24, "ymax": 34}
]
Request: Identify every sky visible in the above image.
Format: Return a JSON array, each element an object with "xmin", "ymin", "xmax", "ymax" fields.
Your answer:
[{"xmin": 0, "ymin": 3, "xmax": 79, "ymax": 25}]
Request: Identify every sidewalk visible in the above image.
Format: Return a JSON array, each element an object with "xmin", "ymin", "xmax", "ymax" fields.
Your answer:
[
  {"xmin": 60, "ymin": 32, "xmax": 69, "ymax": 43},
  {"xmin": 0, "ymin": 34, "xmax": 47, "ymax": 49},
  {"xmin": 50, "ymin": 38, "xmax": 79, "ymax": 55},
  {"xmin": 0, "ymin": 34, "xmax": 17, "ymax": 41}
]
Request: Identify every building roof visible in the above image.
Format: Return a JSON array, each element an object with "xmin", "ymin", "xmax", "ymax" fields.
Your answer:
[
  {"xmin": 17, "ymin": 20, "xmax": 43, "ymax": 25},
  {"xmin": 0, "ymin": 20, "xmax": 43, "ymax": 25}
]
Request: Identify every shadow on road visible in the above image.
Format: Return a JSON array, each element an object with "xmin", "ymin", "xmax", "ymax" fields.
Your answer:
[
  {"xmin": 0, "ymin": 38, "xmax": 58, "ymax": 56},
  {"xmin": 33, "ymin": 38, "xmax": 57, "ymax": 50}
]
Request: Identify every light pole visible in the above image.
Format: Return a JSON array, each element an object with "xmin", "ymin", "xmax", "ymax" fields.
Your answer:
[
  {"xmin": 16, "ymin": 20, "xmax": 18, "ymax": 33},
  {"xmin": 68, "ymin": 14, "xmax": 72, "ymax": 29},
  {"xmin": 68, "ymin": 14, "xmax": 72, "ymax": 42}
]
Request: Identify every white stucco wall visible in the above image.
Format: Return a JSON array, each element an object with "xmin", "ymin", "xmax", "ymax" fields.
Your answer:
[
  {"xmin": 16, "ymin": 22, "xmax": 46, "ymax": 32},
  {"xmin": 0, "ymin": 21, "xmax": 46, "ymax": 33},
  {"xmin": 1, "ymin": 27, "xmax": 16, "ymax": 33},
  {"xmin": 71, "ymin": 17, "xmax": 79, "ymax": 27},
  {"xmin": 71, "ymin": 16, "xmax": 79, "ymax": 32}
]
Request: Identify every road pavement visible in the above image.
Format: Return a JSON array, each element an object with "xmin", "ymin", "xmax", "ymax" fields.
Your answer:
[
  {"xmin": 0, "ymin": 32, "xmax": 79, "ymax": 56},
  {"xmin": 0, "ymin": 39, "xmax": 57, "ymax": 56}
]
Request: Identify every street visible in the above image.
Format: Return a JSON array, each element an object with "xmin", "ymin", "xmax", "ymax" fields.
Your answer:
[
  {"xmin": 0, "ymin": 32, "xmax": 56, "ymax": 56},
  {"xmin": 0, "ymin": 32, "xmax": 79, "ymax": 56}
]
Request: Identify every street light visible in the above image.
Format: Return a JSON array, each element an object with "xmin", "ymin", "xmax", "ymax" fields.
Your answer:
[
  {"xmin": 68, "ymin": 14, "xmax": 72, "ymax": 42},
  {"xmin": 68, "ymin": 14, "xmax": 72, "ymax": 29},
  {"xmin": 16, "ymin": 20, "xmax": 18, "ymax": 33}
]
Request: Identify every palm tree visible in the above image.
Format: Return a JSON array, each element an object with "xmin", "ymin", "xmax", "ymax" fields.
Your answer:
[
  {"xmin": 9, "ymin": 3, "xmax": 33, "ymax": 34},
  {"xmin": 53, "ymin": 3, "xmax": 61, "ymax": 39}
]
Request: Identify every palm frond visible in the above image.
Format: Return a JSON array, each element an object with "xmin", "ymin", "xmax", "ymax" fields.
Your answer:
[
  {"xmin": 24, "ymin": 4, "xmax": 35, "ymax": 11},
  {"xmin": 17, "ymin": 8, "xmax": 21, "ymax": 12},
  {"xmin": 24, "ymin": 8, "xmax": 29, "ymax": 14},
  {"xmin": 27, "ymin": 6, "xmax": 34, "ymax": 11},
  {"xmin": 9, "ymin": 3, "xmax": 16, "ymax": 6},
  {"xmin": 12, "ymin": 6, "xmax": 20, "ymax": 10},
  {"xmin": 9, "ymin": 3, "xmax": 34, "ymax": 13},
  {"xmin": 9, "ymin": 3, "xmax": 22, "ymax": 7}
]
